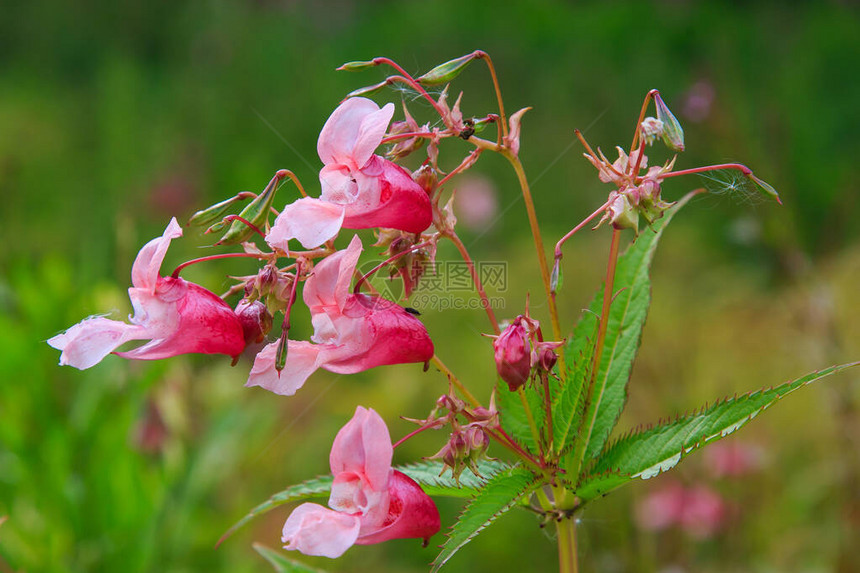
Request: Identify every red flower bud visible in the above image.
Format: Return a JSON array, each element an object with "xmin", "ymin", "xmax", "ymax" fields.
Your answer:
[
  {"xmin": 235, "ymin": 299, "xmax": 273, "ymax": 345},
  {"xmin": 493, "ymin": 317, "xmax": 532, "ymax": 391}
]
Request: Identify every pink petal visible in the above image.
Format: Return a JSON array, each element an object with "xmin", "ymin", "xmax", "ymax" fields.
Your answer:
[
  {"xmin": 319, "ymin": 163, "xmax": 361, "ymax": 204},
  {"xmin": 244, "ymin": 340, "xmax": 323, "ymax": 396},
  {"xmin": 329, "ymin": 471, "xmax": 388, "ymax": 521},
  {"xmin": 302, "ymin": 235, "xmax": 363, "ymax": 313},
  {"xmin": 352, "ymin": 102, "xmax": 395, "ymax": 170},
  {"xmin": 117, "ymin": 279, "xmax": 245, "ymax": 361},
  {"xmin": 131, "ymin": 218, "xmax": 182, "ymax": 293},
  {"xmin": 329, "ymin": 406, "xmax": 392, "ymax": 493},
  {"xmin": 317, "ymin": 98, "xmax": 393, "ymax": 169},
  {"xmin": 355, "ymin": 470, "xmax": 440, "ymax": 545},
  {"xmin": 266, "ymin": 197, "xmax": 345, "ymax": 251},
  {"xmin": 48, "ymin": 317, "xmax": 149, "ymax": 370},
  {"xmin": 321, "ymin": 294, "xmax": 434, "ymax": 374},
  {"xmin": 281, "ymin": 503, "xmax": 361, "ymax": 558},
  {"xmin": 340, "ymin": 158, "xmax": 431, "ymax": 234},
  {"xmin": 634, "ymin": 482, "xmax": 685, "ymax": 531}
]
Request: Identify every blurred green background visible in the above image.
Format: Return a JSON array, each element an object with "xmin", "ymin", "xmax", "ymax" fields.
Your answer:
[{"xmin": 1, "ymin": 1, "xmax": 859, "ymax": 572}]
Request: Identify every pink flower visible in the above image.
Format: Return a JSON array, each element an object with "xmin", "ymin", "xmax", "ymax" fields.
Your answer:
[
  {"xmin": 48, "ymin": 218, "xmax": 246, "ymax": 369},
  {"xmin": 282, "ymin": 407, "xmax": 440, "ymax": 558},
  {"xmin": 634, "ymin": 481, "xmax": 685, "ymax": 532},
  {"xmin": 266, "ymin": 98, "xmax": 432, "ymax": 250},
  {"xmin": 245, "ymin": 235, "xmax": 434, "ymax": 396},
  {"xmin": 704, "ymin": 440, "xmax": 765, "ymax": 478},
  {"xmin": 678, "ymin": 485, "xmax": 726, "ymax": 539}
]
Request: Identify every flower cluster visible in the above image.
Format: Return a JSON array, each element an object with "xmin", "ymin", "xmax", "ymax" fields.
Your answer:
[
  {"xmin": 49, "ymin": 99, "xmax": 437, "ymax": 400},
  {"xmin": 47, "ymin": 53, "xmax": 786, "ymax": 568}
]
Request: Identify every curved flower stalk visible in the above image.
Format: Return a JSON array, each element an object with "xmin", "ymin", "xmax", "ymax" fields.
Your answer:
[
  {"xmin": 245, "ymin": 235, "xmax": 434, "ymax": 396},
  {"xmin": 282, "ymin": 406, "xmax": 440, "ymax": 558},
  {"xmin": 48, "ymin": 218, "xmax": 246, "ymax": 369},
  {"xmin": 266, "ymin": 97, "xmax": 432, "ymax": 250}
]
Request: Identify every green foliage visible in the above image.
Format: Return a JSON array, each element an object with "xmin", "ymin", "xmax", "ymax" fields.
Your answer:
[
  {"xmin": 577, "ymin": 362, "xmax": 859, "ymax": 502},
  {"xmin": 222, "ymin": 459, "xmax": 513, "ymax": 545},
  {"xmin": 220, "ymin": 475, "xmax": 333, "ymax": 546},
  {"xmin": 495, "ymin": 381, "xmax": 545, "ymax": 454},
  {"xmin": 559, "ymin": 195, "xmax": 694, "ymax": 479},
  {"xmin": 398, "ymin": 460, "xmax": 514, "ymax": 497},
  {"xmin": 254, "ymin": 543, "xmax": 327, "ymax": 573},
  {"xmin": 431, "ymin": 466, "xmax": 538, "ymax": 572}
]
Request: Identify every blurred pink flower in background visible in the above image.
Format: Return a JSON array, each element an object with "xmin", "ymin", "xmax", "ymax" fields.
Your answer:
[
  {"xmin": 453, "ymin": 174, "xmax": 498, "ymax": 231},
  {"xmin": 678, "ymin": 485, "xmax": 726, "ymax": 539},
  {"xmin": 635, "ymin": 480, "xmax": 727, "ymax": 539},
  {"xmin": 635, "ymin": 481, "xmax": 686, "ymax": 532},
  {"xmin": 281, "ymin": 407, "xmax": 440, "ymax": 558},
  {"xmin": 681, "ymin": 80, "xmax": 715, "ymax": 123},
  {"xmin": 704, "ymin": 440, "xmax": 765, "ymax": 478}
]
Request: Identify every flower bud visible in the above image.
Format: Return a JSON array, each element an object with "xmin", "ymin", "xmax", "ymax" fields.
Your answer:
[
  {"xmin": 605, "ymin": 190, "xmax": 639, "ymax": 233},
  {"xmin": 188, "ymin": 195, "xmax": 245, "ymax": 228},
  {"xmin": 463, "ymin": 424, "xmax": 489, "ymax": 453},
  {"xmin": 550, "ymin": 259, "xmax": 563, "ymax": 294},
  {"xmin": 336, "ymin": 60, "xmax": 378, "ymax": 71},
  {"xmin": 416, "ymin": 52, "xmax": 478, "ymax": 85},
  {"xmin": 345, "ymin": 81, "xmax": 388, "ymax": 99},
  {"xmin": 235, "ymin": 299, "xmax": 273, "ymax": 346},
  {"xmin": 654, "ymin": 93, "xmax": 685, "ymax": 152},
  {"xmin": 493, "ymin": 317, "xmax": 532, "ymax": 391},
  {"xmin": 748, "ymin": 173, "xmax": 782, "ymax": 205},
  {"xmin": 217, "ymin": 171, "xmax": 282, "ymax": 245},
  {"xmin": 536, "ymin": 344, "xmax": 559, "ymax": 373},
  {"xmin": 413, "ymin": 164, "xmax": 437, "ymax": 195}
]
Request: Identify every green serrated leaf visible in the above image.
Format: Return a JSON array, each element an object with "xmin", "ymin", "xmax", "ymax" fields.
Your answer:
[
  {"xmin": 551, "ymin": 327, "xmax": 597, "ymax": 457},
  {"xmin": 397, "ymin": 459, "xmax": 513, "ymax": 497},
  {"xmin": 218, "ymin": 475, "xmax": 333, "ymax": 546},
  {"xmin": 559, "ymin": 194, "xmax": 693, "ymax": 474},
  {"xmin": 495, "ymin": 379, "xmax": 545, "ymax": 454},
  {"xmin": 577, "ymin": 362, "xmax": 859, "ymax": 502},
  {"xmin": 253, "ymin": 543, "xmax": 327, "ymax": 573},
  {"xmin": 431, "ymin": 466, "xmax": 538, "ymax": 572}
]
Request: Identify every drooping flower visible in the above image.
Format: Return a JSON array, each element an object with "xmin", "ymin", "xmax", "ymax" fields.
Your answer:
[
  {"xmin": 245, "ymin": 235, "xmax": 434, "ymax": 396},
  {"xmin": 266, "ymin": 98, "xmax": 432, "ymax": 250},
  {"xmin": 48, "ymin": 218, "xmax": 246, "ymax": 369},
  {"xmin": 282, "ymin": 406, "xmax": 440, "ymax": 558}
]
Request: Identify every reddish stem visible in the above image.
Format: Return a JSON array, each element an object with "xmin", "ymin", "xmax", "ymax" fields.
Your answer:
[
  {"xmin": 170, "ymin": 252, "xmax": 271, "ymax": 279},
  {"xmin": 277, "ymin": 168, "xmax": 308, "ymax": 198},
  {"xmin": 660, "ymin": 162, "xmax": 753, "ymax": 179},
  {"xmin": 222, "ymin": 215, "xmax": 266, "ymax": 239},
  {"xmin": 474, "ymin": 51, "xmax": 508, "ymax": 143},
  {"xmin": 630, "ymin": 89, "xmax": 659, "ymax": 152},
  {"xmin": 487, "ymin": 428, "xmax": 545, "ymax": 473},
  {"xmin": 371, "ymin": 58, "xmax": 448, "ymax": 118},
  {"xmin": 392, "ymin": 425, "xmax": 435, "ymax": 450},
  {"xmin": 275, "ymin": 263, "xmax": 302, "ymax": 373},
  {"xmin": 445, "ymin": 231, "xmax": 500, "ymax": 334},
  {"xmin": 554, "ymin": 200, "xmax": 611, "ymax": 260},
  {"xmin": 437, "ymin": 149, "xmax": 482, "ymax": 189},
  {"xmin": 352, "ymin": 240, "xmax": 433, "ymax": 295},
  {"xmin": 380, "ymin": 132, "xmax": 436, "ymax": 145},
  {"xmin": 629, "ymin": 139, "xmax": 647, "ymax": 177}
]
